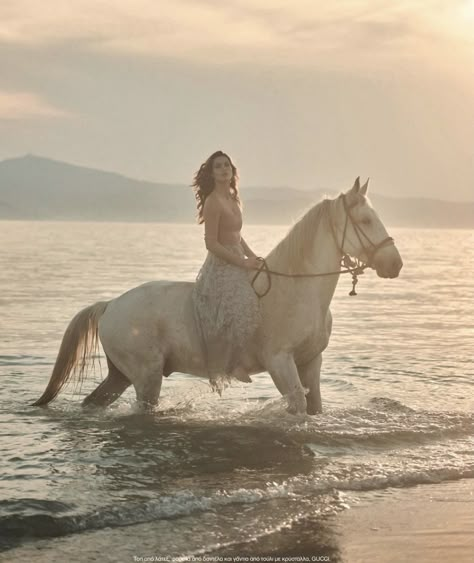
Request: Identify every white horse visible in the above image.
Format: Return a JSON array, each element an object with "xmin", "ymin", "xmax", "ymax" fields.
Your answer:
[{"xmin": 33, "ymin": 178, "xmax": 402, "ymax": 415}]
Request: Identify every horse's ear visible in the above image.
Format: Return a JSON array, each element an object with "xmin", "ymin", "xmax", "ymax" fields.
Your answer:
[
  {"xmin": 347, "ymin": 177, "xmax": 361, "ymax": 198},
  {"xmin": 360, "ymin": 178, "xmax": 369, "ymax": 196}
]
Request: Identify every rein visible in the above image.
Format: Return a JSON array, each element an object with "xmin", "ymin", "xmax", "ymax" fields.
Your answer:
[{"xmin": 251, "ymin": 194, "xmax": 394, "ymax": 299}]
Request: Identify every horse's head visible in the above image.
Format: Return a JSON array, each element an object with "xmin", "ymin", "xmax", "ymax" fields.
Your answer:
[{"xmin": 334, "ymin": 177, "xmax": 403, "ymax": 278}]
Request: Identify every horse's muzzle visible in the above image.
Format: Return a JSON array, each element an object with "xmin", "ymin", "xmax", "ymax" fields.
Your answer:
[
  {"xmin": 375, "ymin": 255, "xmax": 403, "ymax": 278},
  {"xmin": 372, "ymin": 244, "xmax": 403, "ymax": 279}
]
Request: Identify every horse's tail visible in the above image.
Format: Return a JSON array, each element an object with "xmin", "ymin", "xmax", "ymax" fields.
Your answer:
[{"xmin": 32, "ymin": 301, "xmax": 109, "ymax": 406}]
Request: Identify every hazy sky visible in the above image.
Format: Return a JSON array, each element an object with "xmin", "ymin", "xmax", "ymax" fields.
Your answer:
[{"xmin": 0, "ymin": 0, "xmax": 473, "ymax": 200}]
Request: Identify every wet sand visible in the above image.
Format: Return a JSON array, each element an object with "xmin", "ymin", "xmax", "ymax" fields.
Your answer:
[{"xmin": 334, "ymin": 480, "xmax": 474, "ymax": 563}]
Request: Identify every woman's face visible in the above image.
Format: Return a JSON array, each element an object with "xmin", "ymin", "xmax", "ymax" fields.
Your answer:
[{"xmin": 211, "ymin": 155, "xmax": 233, "ymax": 184}]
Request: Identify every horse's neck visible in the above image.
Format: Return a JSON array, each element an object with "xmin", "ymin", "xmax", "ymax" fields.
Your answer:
[
  {"xmin": 263, "ymin": 202, "xmax": 342, "ymax": 311},
  {"xmin": 306, "ymin": 218, "xmax": 341, "ymax": 310},
  {"xmin": 304, "ymin": 211, "xmax": 341, "ymax": 276}
]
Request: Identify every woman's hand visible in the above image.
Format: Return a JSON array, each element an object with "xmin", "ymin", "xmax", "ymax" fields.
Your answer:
[{"xmin": 243, "ymin": 256, "xmax": 263, "ymax": 270}]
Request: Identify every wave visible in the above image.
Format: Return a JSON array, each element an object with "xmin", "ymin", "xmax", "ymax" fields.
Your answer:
[
  {"xmin": 0, "ymin": 355, "xmax": 50, "ymax": 367},
  {"xmin": 2, "ymin": 459, "xmax": 473, "ymax": 545},
  {"xmin": 82, "ymin": 394, "xmax": 474, "ymax": 456},
  {"xmin": 175, "ymin": 395, "xmax": 474, "ymax": 449},
  {"xmin": 0, "ymin": 483, "xmax": 301, "ymax": 543}
]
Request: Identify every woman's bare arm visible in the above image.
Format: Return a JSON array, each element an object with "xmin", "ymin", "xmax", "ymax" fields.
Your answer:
[
  {"xmin": 240, "ymin": 236, "xmax": 257, "ymax": 258},
  {"xmin": 203, "ymin": 197, "xmax": 246, "ymax": 267}
]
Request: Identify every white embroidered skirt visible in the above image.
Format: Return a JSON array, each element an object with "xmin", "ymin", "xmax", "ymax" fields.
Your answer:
[{"xmin": 192, "ymin": 243, "xmax": 261, "ymax": 379}]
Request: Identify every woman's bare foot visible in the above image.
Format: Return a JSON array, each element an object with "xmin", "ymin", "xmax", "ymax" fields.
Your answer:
[{"xmin": 231, "ymin": 366, "xmax": 252, "ymax": 383}]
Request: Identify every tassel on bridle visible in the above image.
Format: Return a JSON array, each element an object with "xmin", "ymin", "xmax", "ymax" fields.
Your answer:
[{"xmin": 342, "ymin": 254, "xmax": 364, "ymax": 296}]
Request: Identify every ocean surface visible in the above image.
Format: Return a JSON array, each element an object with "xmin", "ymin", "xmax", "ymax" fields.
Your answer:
[{"xmin": 0, "ymin": 221, "xmax": 473, "ymax": 561}]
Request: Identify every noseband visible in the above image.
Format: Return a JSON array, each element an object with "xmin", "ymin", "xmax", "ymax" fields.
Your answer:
[{"xmin": 251, "ymin": 194, "xmax": 396, "ymax": 298}]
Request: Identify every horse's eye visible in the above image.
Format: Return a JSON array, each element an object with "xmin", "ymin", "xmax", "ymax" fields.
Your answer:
[{"xmin": 361, "ymin": 217, "xmax": 371, "ymax": 225}]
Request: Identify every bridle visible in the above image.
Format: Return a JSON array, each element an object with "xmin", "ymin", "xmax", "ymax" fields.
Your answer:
[
  {"xmin": 251, "ymin": 193, "xmax": 395, "ymax": 298},
  {"xmin": 332, "ymin": 193, "xmax": 395, "ymax": 273}
]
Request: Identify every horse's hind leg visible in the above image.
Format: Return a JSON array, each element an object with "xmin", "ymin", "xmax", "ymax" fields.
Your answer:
[{"xmin": 82, "ymin": 356, "xmax": 131, "ymax": 408}]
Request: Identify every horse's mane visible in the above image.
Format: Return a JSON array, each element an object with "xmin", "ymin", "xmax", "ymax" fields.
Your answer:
[{"xmin": 267, "ymin": 196, "xmax": 336, "ymax": 274}]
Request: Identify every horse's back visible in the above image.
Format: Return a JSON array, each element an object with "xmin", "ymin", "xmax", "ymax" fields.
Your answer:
[
  {"xmin": 112, "ymin": 279, "xmax": 193, "ymax": 312},
  {"xmin": 102, "ymin": 279, "xmax": 196, "ymax": 331},
  {"xmin": 98, "ymin": 280, "xmax": 202, "ymax": 378}
]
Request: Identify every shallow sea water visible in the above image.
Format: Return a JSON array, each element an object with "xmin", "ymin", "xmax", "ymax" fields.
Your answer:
[{"xmin": 0, "ymin": 221, "xmax": 472, "ymax": 560}]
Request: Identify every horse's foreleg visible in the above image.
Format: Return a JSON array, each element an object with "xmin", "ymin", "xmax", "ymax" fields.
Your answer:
[
  {"xmin": 266, "ymin": 352, "xmax": 307, "ymax": 415},
  {"xmin": 134, "ymin": 361, "xmax": 164, "ymax": 412},
  {"xmin": 297, "ymin": 354, "xmax": 323, "ymax": 415},
  {"xmin": 268, "ymin": 370, "xmax": 288, "ymax": 396}
]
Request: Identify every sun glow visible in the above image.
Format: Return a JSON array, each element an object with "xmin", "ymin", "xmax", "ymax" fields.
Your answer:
[
  {"xmin": 455, "ymin": 0, "xmax": 474, "ymax": 31},
  {"xmin": 461, "ymin": 0, "xmax": 474, "ymax": 18}
]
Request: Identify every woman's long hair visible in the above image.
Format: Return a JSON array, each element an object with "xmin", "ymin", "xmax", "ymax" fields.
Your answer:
[{"xmin": 192, "ymin": 150, "xmax": 240, "ymax": 224}]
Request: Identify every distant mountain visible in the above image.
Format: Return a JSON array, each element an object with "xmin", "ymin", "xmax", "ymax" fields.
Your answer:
[
  {"xmin": 0, "ymin": 154, "xmax": 194, "ymax": 222},
  {"xmin": 0, "ymin": 155, "xmax": 472, "ymax": 228}
]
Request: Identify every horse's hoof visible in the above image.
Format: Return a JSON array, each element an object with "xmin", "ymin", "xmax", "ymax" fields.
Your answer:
[{"xmin": 286, "ymin": 391, "xmax": 307, "ymax": 415}]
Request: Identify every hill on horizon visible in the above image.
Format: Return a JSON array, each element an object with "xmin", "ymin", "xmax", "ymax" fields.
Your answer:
[{"xmin": 0, "ymin": 155, "xmax": 472, "ymax": 228}]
